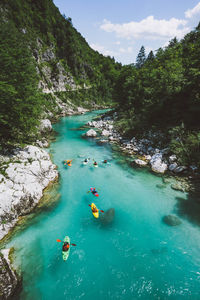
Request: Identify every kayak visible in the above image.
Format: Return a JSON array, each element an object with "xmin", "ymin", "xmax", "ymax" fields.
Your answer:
[
  {"xmin": 62, "ymin": 236, "xmax": 70, "ymax": 261},
  {"xmin": 93, "ymin": 164, "xmax": 98, "ymax": 168},
  {"xmin": 91, "ymin": 203, "xmax": 99, "ymax": 218},
  {"xmin": 66, "ymin": 160, "xmax": 72, "ymax": 167},
  {"xmin": 90, "ymin": 188, "xmax": 99, "ymax": 197}
]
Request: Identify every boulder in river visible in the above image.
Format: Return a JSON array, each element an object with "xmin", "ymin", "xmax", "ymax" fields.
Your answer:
[
  {"xmin": 163, "ymin": 215, "xmax": 182, "ymax": 226},
  {"xmin": 100, "ymin": 208, "xmax": 115, "ymax": 225},
  {"xmin": 85, "ymin": 129, "xmax": 97, "ymax": 137},
  {"xmin": 133, "ymin": 159, "xmax": 148, "ymax": 166}
]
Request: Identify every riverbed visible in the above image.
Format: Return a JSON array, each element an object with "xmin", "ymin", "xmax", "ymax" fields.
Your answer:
[{"xmin": 7, "ymin": 110, "xmax": 200, "ymax": 299}]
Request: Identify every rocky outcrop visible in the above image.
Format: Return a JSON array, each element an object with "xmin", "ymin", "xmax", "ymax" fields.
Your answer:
[
  {"xmin": 163, "ymin": 215, "xmax": 182, "ymax": 226},
  {"xmin": 39, "ymin": 119, "xmax": 52, "ymax": 133},
  {"xmin": 0, "ymin": 249, "xmax": 21, "ymax": 299},
  {"xmin": 0, "ymin": 145, "xmax": 58, "ymax": 240},
  {"xmin": 86, "ymin": 115, "xmax": 198, "ymax": 176}
]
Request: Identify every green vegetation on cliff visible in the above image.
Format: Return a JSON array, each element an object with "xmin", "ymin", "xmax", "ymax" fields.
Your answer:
[
  {"xmin": 0, "ymin": 0, "xmax": 121, "ymax": 146},
  {"xmin": 0, "ymin": 20, "xmax": 43, "ymax": 146}
]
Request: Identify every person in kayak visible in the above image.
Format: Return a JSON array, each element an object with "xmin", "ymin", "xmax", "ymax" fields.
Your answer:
[
  {"xmin": 67, "ymin": 160, "xmax": 72, "ymax": 166},
  {"xmin": 93, "ymin": 161, "xmax": 98, "ymax": 166},
  {"xmin": 84, "ymin": 158, "xmax": 90, "ymax": 163},
  {"xmin": 62, "ymin": 242, "xmax": 70, "ymax": 252},
  {"xmin": 91, "ymin": 187, "xmax": 97, "ymax": 195},
  {"xmin": 92, "ymin": 206, "xmax": 98, "ymax": 213},
  {"xmin": 103, "ymin": 160, "xmax": 107, "ymax": 164}
]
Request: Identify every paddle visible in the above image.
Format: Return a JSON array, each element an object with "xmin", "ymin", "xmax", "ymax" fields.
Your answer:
[
  {"xmin": 88, "ymin": 204, "xmax": 104, "ymax": 213},
  {"xmin": 56, "ymin": 239, "xmax": 76, "ymax": 246}
]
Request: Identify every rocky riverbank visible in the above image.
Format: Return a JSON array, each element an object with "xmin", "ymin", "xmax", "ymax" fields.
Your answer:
[
  {"xmin": 85, "ymin": 113, "xmax": 199, "ymax": 192},
  {"xmin": 0, "ymin": 145, "xmax": 58, "ymax": 241}
]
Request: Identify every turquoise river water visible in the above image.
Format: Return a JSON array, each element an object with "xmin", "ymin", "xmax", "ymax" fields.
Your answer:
[{"xmin": 6, "ymin": 110, "xmax": 200, "ymax": 299}]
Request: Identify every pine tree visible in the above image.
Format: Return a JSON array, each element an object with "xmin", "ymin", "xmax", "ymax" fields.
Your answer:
[
  {"xmin": 146, "ymin": 50, "xmax": 155, "ymax": 61},
  {"xmin": 136, "ymin": 46, "xmax": 146, "ymax": 68}
]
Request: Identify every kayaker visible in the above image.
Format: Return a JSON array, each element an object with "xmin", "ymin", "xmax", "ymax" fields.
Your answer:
[
  {"xmin": 93, "ymin": 161, "xmax": 98, "ymax": 166},
  {"xmin": 62, "ymin": 242, "xmax": 70, "ymax": 252},
  {"xmin": 84, "ymin": 158, "xmax": 90, "ymax": 163},
  {"xmin": 92, "ymin": 207, "xmax": 98, "ymax": 213},
  {"xmin": 91, "ymin": 188, "xmax": 97, "ymax": 195},
  {"xmin": 103, "ymin": 160, "xmax": 107, "ymax": 164}
]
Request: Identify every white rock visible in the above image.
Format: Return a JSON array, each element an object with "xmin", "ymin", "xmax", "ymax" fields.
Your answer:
[
  {"xmin": 101, "ymin": 130, "xmax": 110, "ymax": 136},
  {"xmin": 132, "ymin": 146, "xmax": 139, "ymax": 152},
  {"xmin": 144, "ymin": 155, "xmax": 152, "ymax": 161},
  {"xmin": 150, "ymin": 153, "xmax": 163, "ymax": 164},
  {"xmin": 151, "ymin": 161, "xmax": 168, "ymax": 174},
  {"xmin": 39, "ymin": 119, "xmax": 52, "ymax": 132},
  {"xmin": 150, "ymin": 153, "xmax": 167, "ymax": 173},
  {"xmin": 134, "ymin": 159, "xmax": 148, "ymax": 166},
  {"xmin": 0, "ymin": 145, "xmax": 58, "ymax": 240},
  {"xmin": 85, "ymin": 129, "xmax": 97, "ymax": 137},
  {"xmin": 169, "ymin": 154, "xmax": 177, "ymax": 163}
]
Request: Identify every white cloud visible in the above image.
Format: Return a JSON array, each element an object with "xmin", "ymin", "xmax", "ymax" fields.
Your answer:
[
  {"xmin": 100, "ymin": 16, "xmax": 189, "ymax": 40},
  {"xmin": 115, "ymin": 41, "xmax": 121, "ymax": 45},
  {"xmin": 119, "ymin": 47, "xmax": 133, "ymax": 53},
  {"xmin": 185, "ymin": 2, "xmax": 200, "ymax": 18},
  {"xmin": 90, "ymin": 43, "xmax": 117, "ymax": 57}
]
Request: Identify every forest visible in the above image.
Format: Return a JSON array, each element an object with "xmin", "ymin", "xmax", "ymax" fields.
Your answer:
[{"xmin": 114, "ymin": 26, "xmax": 200, "ymax": 167}]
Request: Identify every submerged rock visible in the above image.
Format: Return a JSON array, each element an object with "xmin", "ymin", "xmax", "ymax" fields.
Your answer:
[
  {"xmin": 163, "ymin": 215, "xmax": 182, "ymax": 226},
  {"xmin": 171, "ymin": 183, "xmax": 185, "ymax": 192},
  {"xmin": 100, "ymin": 208, "xmax": 115, "ymax": 224},
  {"xmin": 156, "ymin": 184, "xmax": 166, "ymax": 189}
]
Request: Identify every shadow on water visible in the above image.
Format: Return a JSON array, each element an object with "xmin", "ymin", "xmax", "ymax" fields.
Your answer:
[
  {"xmin": 175, "ymin": 195, "xmax": 200, "ymax": 225},
  {"xmin": 175, "ymin": 179, "xmax": 200, "ymax": 225},
  {"xmin": 16, "ymin": 238, "xmax": 44, "ymax": 299}
]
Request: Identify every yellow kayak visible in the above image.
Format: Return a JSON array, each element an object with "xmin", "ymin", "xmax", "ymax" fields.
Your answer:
[{"xmin": 91, "ymin": 203, "xmax": 99, "ymax": 218}]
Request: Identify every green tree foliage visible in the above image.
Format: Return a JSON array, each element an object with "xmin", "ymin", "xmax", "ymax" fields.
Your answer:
[
  {"xmin": 115, "ymin": 24, "xmax": 200, "ymax": 166},
  {"xmin": 0, "ymin": 20, "xmax": 42, "ymax": 146}
]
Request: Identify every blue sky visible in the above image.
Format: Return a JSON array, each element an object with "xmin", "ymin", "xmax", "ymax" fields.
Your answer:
[{"xmin": 53, "ymin": 0, "xmax": 200, "ymax": 65}]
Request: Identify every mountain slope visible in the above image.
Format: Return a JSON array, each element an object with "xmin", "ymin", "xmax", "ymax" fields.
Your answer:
[{"xmin": 0, "ymin": 0, "xmax": 121, "ymax": 146}]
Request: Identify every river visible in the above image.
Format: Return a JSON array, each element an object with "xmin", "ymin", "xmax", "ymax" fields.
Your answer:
[{"xmin": 7, "ymin": 110, "xmax": 200, "ymax": 299}]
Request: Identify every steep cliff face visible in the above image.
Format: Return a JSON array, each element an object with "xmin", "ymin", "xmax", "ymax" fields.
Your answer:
[
  {"xmin": 34, "ymin": 38, "xmax": 77, "ymax": 94},
  {"xmin": 0, "ymin": 249, "xmax": 21, "ymax": 300}
]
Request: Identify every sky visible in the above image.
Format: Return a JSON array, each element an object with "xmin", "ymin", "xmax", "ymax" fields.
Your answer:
[{"xmin": 53, "ymin": 0, "xmax": 200, "ymax": 65}]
